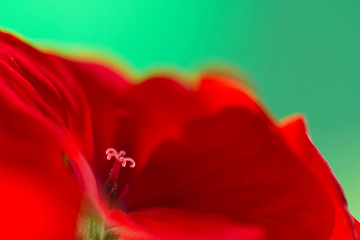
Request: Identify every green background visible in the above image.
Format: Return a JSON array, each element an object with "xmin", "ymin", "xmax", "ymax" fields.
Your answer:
[{"xmin": 1, "ymin": 1, "xmax": 359, "ymax": 217}]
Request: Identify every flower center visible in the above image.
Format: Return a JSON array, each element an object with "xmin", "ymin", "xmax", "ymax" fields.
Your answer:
[
  {"xmin": 104, "ymin": 148, "xmax": 135, "ymax": 201},
  {"xmin": 76, "ymin": 149, "xmax": 137, "ymax": 239}
]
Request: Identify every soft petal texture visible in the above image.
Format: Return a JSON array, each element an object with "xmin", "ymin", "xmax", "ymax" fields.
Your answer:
[
  {"xmin": 0, "ymin": 32, "xmax": 90, "ymax": 238},
  {"xmin": 280, "ymin": 116, "xmax": 359, "ymax": 239},
  {"xmin": 0, "ymin": 32, "xmax": 94, "ymax": 156},
  {"xmin": 119, "ymin": 104, "xmax": 334, "ymax": 239},
  {"xmin": 0, "ymin": 90, "xmax": 82, "ymax": 239},
  {"xmin": 0, "ymin": 32, "xmax": 103, "ymax": 197},
  {"xmin": 126, "ymin": 208, "xmax": 264, "ymax": 240},
  {"xmin": 0, "ymin": 169, "xmax": 78, "ymax": 239},
  {"xmin": 105, "ymin": 208, "xmax": 264, "ymax": 240},
  {"xmin": 354, "ymin": 218, "xmax": 360, "ymax": 237}
]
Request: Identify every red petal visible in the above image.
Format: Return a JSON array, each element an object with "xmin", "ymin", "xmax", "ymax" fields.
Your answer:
[
  {"xmin": 0, "ymin": 168, "xmax": 81, "ymax": 240},
  {"xmin": 0, "ymin": 31, "xmax": 107, "ymax": 162},
  {"xmin": 280, "ymin": 115, "xmax": 359, "ymax": 239},
  {"xmin": 354, "ymin": 218, "xmax": 360, "ymax": 237},
  {"xmin": 0, "ymin": 31, "xmax": 104, "ymax": 197},
  {"xmin": 125, "ymin": 208, "xmax": 265, "ymax": 240},
  {"xmin": 109, "ymin": 74, "xmax": 270, "ymax": 191},
  {"xmin": 0, "ymin": 31, "xmax": 98, "ymax": 238},
  {"xmin": 0, "ymin": 100, "xmax": 82, "ymax": 239},
  {"xmin": 121, "ymin": 73, "xmax": 268, "ymax": 171},
  {"xmin": 117, "ymin": 75, "xmax": 353, "ymax": 239}
]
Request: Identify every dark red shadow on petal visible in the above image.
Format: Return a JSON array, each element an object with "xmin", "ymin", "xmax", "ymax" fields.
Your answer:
[
  {"xmin": 113, "ymin": 74, "xmax": 271, "ymax": 196},
  {"xmin": 127, "ymin": 208, "xmax": 265, "ymax": 240},
  {"xmin": 121, "ymin": 108, "xmax": 335, "ymax": 240}
]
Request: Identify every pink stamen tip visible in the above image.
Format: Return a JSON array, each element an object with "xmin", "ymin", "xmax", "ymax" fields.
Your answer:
[
  {"xmin": 106, "ymin": 148, "xmax": 117, "ymax": 155},
  {"xmin": 106, "ymin": 152, "xmax": 118, "ymax": 161},
  {"xmin": 124, "ymin": 157, "xmax": 136, "ymax": 168},
  {"xmin": 119, "ymin": 150, "xmax": 126, "ymax": 157},
  {"xmin": 105, "ymin": 148, "xmax": 136, "ymax": 168}
]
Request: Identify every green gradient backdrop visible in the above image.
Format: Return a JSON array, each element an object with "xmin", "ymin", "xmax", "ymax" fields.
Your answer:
[{"xmin": 1, "ymin": 1, "xmax": 359, "ymax": 217}]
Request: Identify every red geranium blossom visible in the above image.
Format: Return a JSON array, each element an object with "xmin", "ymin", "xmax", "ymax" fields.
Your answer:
[{"xmin": 0, "ymin": 31, "xmax": 359, "ymax": 240}]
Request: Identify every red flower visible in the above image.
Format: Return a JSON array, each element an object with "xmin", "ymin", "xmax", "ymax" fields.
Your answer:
[{"xmin": 0, "ymin": 31, "xmax": 359, "ymax": 240}]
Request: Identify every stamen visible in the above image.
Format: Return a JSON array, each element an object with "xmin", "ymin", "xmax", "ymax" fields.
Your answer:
[
  {"xmin": 105, "ymin": 187, "xmax": 115, "ymax": 200},
  {"xmin": 105, "ymin": 148, "xmax": 135, "ymax": 198}
]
